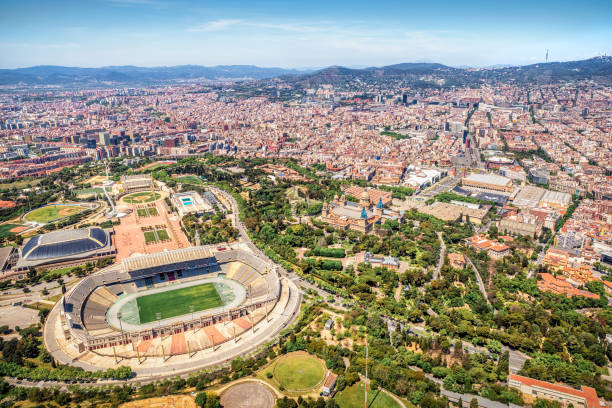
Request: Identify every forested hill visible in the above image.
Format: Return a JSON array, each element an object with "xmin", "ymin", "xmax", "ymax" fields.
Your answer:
[{"xmin": 284, "ymin": 56, "xmax": 612, "ymax": 87}]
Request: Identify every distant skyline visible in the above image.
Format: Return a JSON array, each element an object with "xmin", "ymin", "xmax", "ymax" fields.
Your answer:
[{"xmin": 1, "ymin": 0, "xmax": 611, "ymax": 69}]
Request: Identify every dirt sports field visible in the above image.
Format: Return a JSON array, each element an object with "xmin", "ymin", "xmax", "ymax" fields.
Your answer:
[
  {"xmin": 113, "ymin": 200, "xmax": 189, "ymax": 261},
  {"xmin": 84, "ymin": 175, "xmax": 108, "ymax": 185},
  {"xmin": 119, "ymin": 395, "xmax": 196, "ymax": 408},
  {"xmin": 220, "ymin": 381, "xmax": 276, "ymax": 408}
]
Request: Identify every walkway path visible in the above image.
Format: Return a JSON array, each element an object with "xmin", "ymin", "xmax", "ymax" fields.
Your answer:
[
  {"xmin": 380, "ymin": 387, "xmax": 407, "ymax": 408},
  {"xmin": 433, "ymin": 231, "xmax": 446, "ymax": 280},
  {"xmin": 465, "ymin": 255, "xmax": 491, "ymax": 306}
]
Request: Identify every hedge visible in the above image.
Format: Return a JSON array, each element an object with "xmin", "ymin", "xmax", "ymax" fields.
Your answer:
[
  {"xmin": 312, "ymin": 247, "xmax": 345, "ymax": 258},
  {"xmin": 304, "ymin": 257, "xmax": 343, "ymax": 271}
]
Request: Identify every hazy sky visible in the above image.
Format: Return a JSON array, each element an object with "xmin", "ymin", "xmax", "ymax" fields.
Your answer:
[{"xmin": 1, "ymin": 0, "xmax": 611, "ymax": 69}]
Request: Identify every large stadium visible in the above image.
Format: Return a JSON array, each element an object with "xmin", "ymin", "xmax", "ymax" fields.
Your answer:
[{"xmin": 44, "ymin": 243, "xmax": 300, "ymax": 375}]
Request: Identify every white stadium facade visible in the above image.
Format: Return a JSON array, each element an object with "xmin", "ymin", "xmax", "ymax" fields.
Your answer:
[{"xmin": 44, "ymin": 243, "xmax": 300, "ymax": 374}]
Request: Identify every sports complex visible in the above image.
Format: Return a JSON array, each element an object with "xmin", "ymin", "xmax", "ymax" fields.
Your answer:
[
  {"xmin": 23, "ymin": 202, "xmax": 96, "ymax": 224},
  {"xmin": 44, "ymin": 243, "xmax": 300, "ymax": 375},
  {"xmin": 36, "ymin": 181, "xmax": 301, "ymax": 376}
]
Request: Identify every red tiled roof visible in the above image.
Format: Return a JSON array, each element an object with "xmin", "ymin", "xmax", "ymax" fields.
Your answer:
[
  {"xmin": 0, "ymin": 200, "xmax": 16, "ymax": 208},
  {"xmin": 537, "ymin": 273, "xmax": 600, "ymax": 299},
  {"xmin": 509, "ymin": 374, "xmax": 601, "ymax": 408},
  {"xmin": 324, "ymin": 372, "xmax": 338, "ymax": 388}
]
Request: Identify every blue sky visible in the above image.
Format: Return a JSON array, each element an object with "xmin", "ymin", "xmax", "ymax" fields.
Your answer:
[{"xmin": 1, "ymin": 0, "xmax": 611, "ymax": 69}]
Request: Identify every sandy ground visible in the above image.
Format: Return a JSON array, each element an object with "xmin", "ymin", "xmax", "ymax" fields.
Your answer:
[
  {"xmin": 113, "ymin": 198, "xmax": 189, "ymax": 261},
  {"xmin": 120, "ymin": 395, "xmax": 196, "ymax": 408},
  {"xmin": 220, "ymin": 381, "xmax": 276, "ymax": 408},
  {"xmin": 0, "ymin": 305, "xmax": 40, "ymax": 329},
  {"xmin": 84, "ymin": 175, "xmax": 108, "ymax": 185}
]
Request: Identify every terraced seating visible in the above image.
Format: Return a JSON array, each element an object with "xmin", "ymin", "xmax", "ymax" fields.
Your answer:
[
  {"xmin": 219, "ymin": 262, "xmax": 231, "ymax": 275},
  {"xmin": 250, "ymin": 276, "xmax": 266, "ymax": 289},
  {"xmin": 224, "ymin": 262, "xmax": 243, "ymax": 280},
  {"xmin": 106, "ymin": 283, "xmax": 124, "ymax": 296},
  {"xmin": 250, "ymin": 284, "xmax": 268, "ymax": 299},
  {"xmin": 88, "ymin": 327, "xmax": 117, "ymax": 336},
  {"xmin": 233, "ymin": 264, "xmax": 250, "ymax": 282},
  {"xmin": 88, "ymin": 292, "xmax": 112, "ymax": 309},
  {"xmin": 93, "ymin": 287, "xmax": 118, "ymax": 306},
  {"xmin": 82, "ymin": 300, "xmax": 110, "ymax": 331},
  {"xmin": 240, "ymin": 268, "xmax": 259, "ymax": 286},
  {"xmin": 121, "ymin": 283, "xmax": 136, "ymax": 294}
]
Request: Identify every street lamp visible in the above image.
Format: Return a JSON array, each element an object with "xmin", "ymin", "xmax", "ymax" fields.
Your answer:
[
  {"xmin": 156, "ymin": 312, "xmax": 162, "ymax": 338},
  {"xmin": 189, "ymin": 305, "xmax": 194, "ymax": 323}
]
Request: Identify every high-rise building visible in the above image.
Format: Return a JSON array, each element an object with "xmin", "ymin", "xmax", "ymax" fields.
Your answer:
[{"xmin": 98, "ymin": 132, "xmax": 110, "ymax": 146}]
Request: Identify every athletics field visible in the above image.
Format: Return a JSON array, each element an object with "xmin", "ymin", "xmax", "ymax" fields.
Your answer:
[
  {"xmin": 24, "ymin": 204, "xmax": 86, "ymax": 223},
  {"xmin": 136, "ymin": 283, "xmax": 223, "ymax": 323}
]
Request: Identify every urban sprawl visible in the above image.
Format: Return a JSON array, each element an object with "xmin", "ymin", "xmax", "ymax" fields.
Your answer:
[{"xmin": 0, "ymin": 77, "xmax": 611, "ymax": 408}]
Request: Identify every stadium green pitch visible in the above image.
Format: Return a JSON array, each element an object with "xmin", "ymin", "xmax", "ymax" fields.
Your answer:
[{"xmin": 136, "ymin": 283, "xmax": 223, "ymax": 324}]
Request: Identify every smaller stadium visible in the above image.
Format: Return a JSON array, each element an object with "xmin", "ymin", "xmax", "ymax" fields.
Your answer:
[
  {"xmin": 14, "ymin": 227, "xmax": 116, "ymax": 272},
  {"xmin": 23, "ymin": 202, "xmax": 97, "ymax": 225},
  {"xmin": 122, "ymin": 174, "xmax": 155, "ymax": 193},
  {"xmin": 45, "ymin": 243, "xmax": 300, "ymax": 373}
]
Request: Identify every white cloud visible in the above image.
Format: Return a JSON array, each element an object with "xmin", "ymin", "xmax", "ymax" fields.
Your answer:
[{"xmin": 188, "ymin": 19, "xmax": 243, "ymax": 32}]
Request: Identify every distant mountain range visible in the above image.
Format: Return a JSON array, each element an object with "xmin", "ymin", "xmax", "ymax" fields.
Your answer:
[
  {"xmin": 285, "ymin": 57, "xmax": 612, "ymax": 87},
  {"xmin": 0, "ymin": 65, "xmax": 309, "ymax": 86},
  {"xmin": 1, "ymin": 57, "xmax": 611, "ymax": 87}
]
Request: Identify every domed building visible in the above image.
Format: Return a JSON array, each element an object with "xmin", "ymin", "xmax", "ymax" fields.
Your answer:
[
  {"xmin": 321, "ymin": 188, "xmax": 404, "ymax": 233},
  {"xmin": 15, "ymin": 227, "xmax": 115, "ymax": 271}
]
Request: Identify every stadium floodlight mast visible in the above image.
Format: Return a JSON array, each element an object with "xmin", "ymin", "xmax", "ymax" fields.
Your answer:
[
  {"xmin": 117, "ymin": 312, "xmax": 124, "ymax": 343},
  {"xmin": 156, "ymin": 312, "xmax": 162, "ymax": 338}
]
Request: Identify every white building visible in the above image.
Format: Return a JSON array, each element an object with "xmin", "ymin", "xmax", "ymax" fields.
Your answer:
[{"xmin": 171, "ymin": 191, "xmax": 213, "ymax": 217}]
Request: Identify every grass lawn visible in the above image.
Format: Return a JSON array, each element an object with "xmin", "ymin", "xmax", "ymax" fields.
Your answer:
[
  {"xmin": 76, "ymin": 187, "xmax": 104, "ymax": 197},
  {"xmin": 137, "ymin": 207, "xmax": 159, "ymax": 217},
  {"xmin": 136, "ymin": 207, "xmax": 159, "ymax": 217},
  {"xmin": 45, "ymin": 294, "xmax": 63, "ymax": 303},
  {"xmin": 123, "ymin": 191, "xmax": 161, "ymax": 204},
  {"xmin": 0, "ymin": 178, "xmax": 42, "ymax": 190},
  {"xmin": 136, "ymin": 283, "xmax": 222, "ymax": 323},
  {"xmin": 143, "ymin": 231, "xmax": 157, "ymax": 244},
  {"xmin": 177, "ymin": 175, "xmax": 204, "ymax": 185},
  {"xmin": 24, "ymin": 302, "xmax": 52, "ymax": 312},
  {"xmin": 136, "ymin": 162, "xmax": 170, "ymax": 172},
  {"xmin": 273, "ymin": 353, "xmax": 326, "ymax": 391},
  {"xmin": 0, "ymin": 223, "xmax": 20, "ymax": 239},
  {"xmin": 24, "ymin": 205, "xmax": 83, "ymax": 223},
  {"xmin": 40, "ymin": 266, "xmax": 76, "ymax": 281},
  {"xmin": 334, "ymin": 382, "xmax": 402, "ymax": 408},
  {"xmin": 156, "ymin": 229, "xmax": 169, "ymax": 240}
]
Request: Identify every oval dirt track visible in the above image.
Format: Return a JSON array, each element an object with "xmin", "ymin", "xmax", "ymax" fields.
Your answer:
[{"xmin": 220, "ymin": 381, "xmax": 276, "ymax": 408}]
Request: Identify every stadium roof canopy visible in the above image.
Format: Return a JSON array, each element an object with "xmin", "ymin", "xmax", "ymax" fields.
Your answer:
[
  {"xmin": 122, "ymin": 246, "xmax": 214, "ymax": 276},
  {"xmin": 22, "ymin": 228, "xmax": 108, "ymax": 261}
]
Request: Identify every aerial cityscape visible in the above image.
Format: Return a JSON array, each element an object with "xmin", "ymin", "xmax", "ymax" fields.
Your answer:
[{"xmin": 0, "ymin": 1, "xmax": 611, "ymax": 408}]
